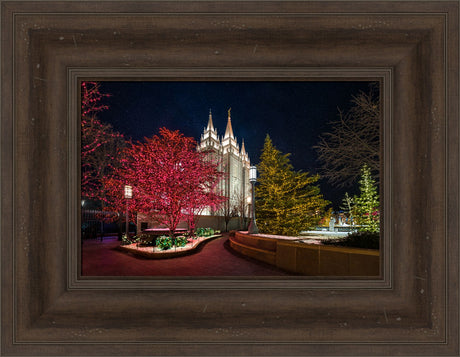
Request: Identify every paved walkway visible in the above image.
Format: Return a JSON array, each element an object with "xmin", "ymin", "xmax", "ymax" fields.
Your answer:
[{"xmin": 81, "ymin": 233, "xmax": 290, "ymax": 276}]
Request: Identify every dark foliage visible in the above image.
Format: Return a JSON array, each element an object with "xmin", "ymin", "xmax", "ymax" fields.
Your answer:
[{"xmin": 322, "ymin": 231, "xmax": 379, "ymax": 250}]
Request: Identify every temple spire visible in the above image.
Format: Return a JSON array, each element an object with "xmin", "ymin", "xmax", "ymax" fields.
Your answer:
[
  {"xmin": 206, "ymin": 108, "xmax": 215, "ymax": 131},
  {"xmin": 224, "ymin": 107, "xmax": 235, "ymax": 139},
  {"xmin": 241, "ymin": 139, "xmax": 247, "ymax": 155}
]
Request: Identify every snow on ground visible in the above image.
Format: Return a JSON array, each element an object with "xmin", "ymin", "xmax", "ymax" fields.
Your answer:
[
  {"xmin": 241, "ymin": 230, "xmax": 348, "ymax": 245},
  {"xmin": 300, "ymin": 230, "xmax": 351, "ymax": 237},
  {"xmin": 248, "ymin": 232, "xmax": 300, "ymax": 241},
  {"xmin": 240, "ymin": 232, "xmax": 323, "ymax": 245}
]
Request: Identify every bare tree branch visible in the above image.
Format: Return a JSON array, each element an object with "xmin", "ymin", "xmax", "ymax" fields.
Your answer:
[{"xmin": 314, "ymin": 84, "xmax": 380, "ymax": 187}]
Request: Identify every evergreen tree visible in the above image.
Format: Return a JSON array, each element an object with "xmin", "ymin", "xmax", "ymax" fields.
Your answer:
[
  {"xmin": 340, "ymin": 192, "xmax": 354, "ymax": 214},
  {"xmin": 340, "ymin": 192, "xmax": 355, "ymax": 224},
  {"xmin": 354, "ymin": 164, "xmax": 380, "ymax": 232},
  {"xmin": 256, "ymin": 135, "xmax": 329, "ymax": 236}
]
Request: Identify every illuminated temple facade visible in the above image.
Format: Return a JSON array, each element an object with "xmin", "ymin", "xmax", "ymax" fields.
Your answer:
[{"xmin": 198, "ymin": 109, "xmax": 252, "ymax": 216}]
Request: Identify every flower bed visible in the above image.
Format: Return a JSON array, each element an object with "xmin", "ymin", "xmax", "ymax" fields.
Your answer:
[{"xmin": 117, "ymin": 234, "xmax": 222, "ymax": 259}]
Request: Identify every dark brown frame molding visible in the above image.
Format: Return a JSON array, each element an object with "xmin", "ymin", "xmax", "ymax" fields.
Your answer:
[{"xmin": 1, "ymin": 1, "xmax": 459, "ymax": 356}]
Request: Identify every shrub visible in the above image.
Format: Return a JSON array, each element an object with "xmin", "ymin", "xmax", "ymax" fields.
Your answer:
[
  {"xmin": 195, "ymin": 227, "xmax": 217, "ymax": 237},
  {"xmin": 134, "ymin": 233, "xmax": 155, "ymax": 246},
  {"xmin": 156, "ymin": 235, "xmax": 173, "ymax": 250},
  {"xmin": 174, "ymin": 236, "xmax": 188, "ymax": 247},
  {"xmin": 322, "ymin": 231, "xmax": 379, "ymax": 250},
  {"xmin": 121, "ymin": 234, "xmax": 131, "ymax": 246}
]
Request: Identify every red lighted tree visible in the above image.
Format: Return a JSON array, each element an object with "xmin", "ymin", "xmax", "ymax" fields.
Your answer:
[
  {"xmin": 100, "ymin": 174, "xmax": 138, "ymax": 226},
  {"xmin": 81, "ymin": 81, "xmax": 110, "ymax": 118},
  {"xmin": 110, "ymin": 128, "xmax": 225, "ymax": 236},
  {"xmin": 183, "ymin": 156, "xmax": 226, "ymax": 235},
  {"xmin": 81, "ymin": 81, "xmax": 127, "ymax": 201},
  {"xmin": 81, "ymin": 81, "xmax": 128, "ymax": 240}
]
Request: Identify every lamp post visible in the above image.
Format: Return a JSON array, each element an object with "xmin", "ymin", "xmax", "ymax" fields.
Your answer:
[
  {"xmin": 247, "ymin": 166, "xmax": 259, "ymax": 234},
  {"xmin": 81, "ymin": 200, "xmax": 85, "ymax": 240},
  {"xmin": 246, "ymin": 196, "xmax": 252, "ymax": 230},
  {"xmin": 124, "ymin": 185, "xmax": 132, "ymax": 239}
]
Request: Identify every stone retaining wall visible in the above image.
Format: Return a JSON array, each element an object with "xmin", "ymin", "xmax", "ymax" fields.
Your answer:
[{"xmin": 230, "ymin": 231, "xmax": 379, "ymax": 276}]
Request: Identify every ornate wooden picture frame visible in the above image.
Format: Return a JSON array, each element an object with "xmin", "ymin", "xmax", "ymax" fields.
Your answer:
[{"xmin": 1, "ymin": 1, "xmax": 458, "ymax": 355}]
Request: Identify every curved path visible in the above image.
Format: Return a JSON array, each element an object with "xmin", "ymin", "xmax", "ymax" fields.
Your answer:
[{"xmin": 81, "ymin": 233, "xmax": 290, "ymax": 276}]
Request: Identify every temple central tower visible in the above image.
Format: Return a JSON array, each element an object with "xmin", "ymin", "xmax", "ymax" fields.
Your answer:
[{"xmin": 199, "ymin": 109, "xmax": 251, "ymax": 216}]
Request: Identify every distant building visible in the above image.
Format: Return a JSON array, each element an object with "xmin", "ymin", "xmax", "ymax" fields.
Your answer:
[{"xmin": 198, "ymin": 109, "xmax": 252, "ymax": 216}]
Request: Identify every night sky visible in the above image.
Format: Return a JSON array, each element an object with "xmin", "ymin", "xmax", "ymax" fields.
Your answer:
[{"xmin": 97, "ymin": 81, "xmax": 373, "ymax": 208}]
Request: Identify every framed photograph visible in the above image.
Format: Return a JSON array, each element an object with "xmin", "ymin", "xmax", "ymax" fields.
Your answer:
[
  {"xmin": 1, "ymin": 1, "xmax": 458, "ymax": 356},
  {"xmin": 79, "ymin": 79, "xmax": 382, "ymax": 278}
]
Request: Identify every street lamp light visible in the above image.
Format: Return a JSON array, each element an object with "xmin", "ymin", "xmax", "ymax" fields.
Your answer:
[
  {"xmin": 124, "ymin": 185, "xmax": 132, "ymax": 239},
  {"xmin": 247, "ymin": 166, "xmax": 259, "ymax": 234},
  {"xmin": 81, "ymin": 200, "xmax": 85, "ymax": 240},
  {"xmin": 246, "ymin": 196, "xmax": 252, "ymax": 229}
]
